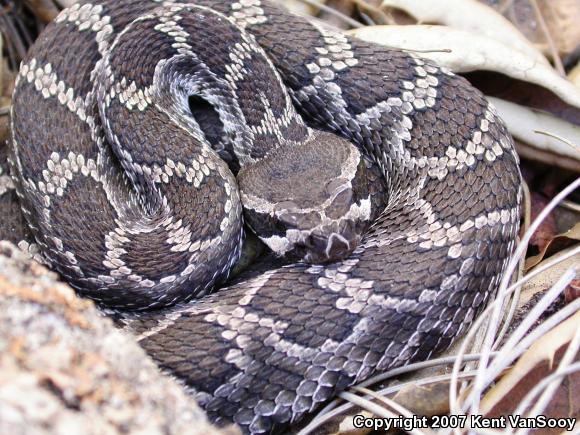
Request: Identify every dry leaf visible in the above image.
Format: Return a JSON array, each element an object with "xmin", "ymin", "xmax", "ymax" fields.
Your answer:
[
  {"xmin": 487, "ymin": 97, "xmax": 580, "ymax": 168},
  {"xmin": 390, "ymin": 381, "xmax": 450, "ymax": 417},
  {"xmin": 467, "ymin": 71, "xmax": 580, "ymax": 128},
  {"xmin": 23, "ymin": 0, "xmax": 60, "ymax": 23},
  {"xmin": 280, "ymin": 0, "xmax": 319, "ymax": 15},
  {"xmin": 515, "ymin": 140, "xmax": 580, "ymax": 173},
  {"xmin": 348, "ymin": 25, "xmax": 580, "ymax": 108},
  {"xmin": 494, "ymin": 0, "xmax": 547, "ymax": 53},
  {"xmin": 301, "ymin": 381, "xmax": 451, "ymax": 435},
  {"xmin": 319, "ymin": 0, "xmax": 357, "ymax": 30},
  {"xmin": 479, "ymin": 0, "xmax": 580, "ymax": 59},
  {"xmin": 54, "ymin": 0, "xmax": 76, "ymax": 7},
  {"xmin": 569, "ymin": 61, "xmax": 580, "ymax": 88},
  {"xmin": 336, "ymin": 410, "xmax": 373, "ymax": 435},
  {"xmin": 480, "ymin": 311, "xmax": 580, "ymax": 429},
  {"xmin": 538, "ymin": 0, "xmax": 580, "ymax": 58},
  {"xmin": 565, "ymin": 279, "xmax": 580, "ymax": 303},
  {"xmin": 518, "ymin": 246, "xmax": 580, "ymax": 309},
  {"xmin": 529, "ymin": 192, "xmax": 558, "ymax": 254},
  {"xmin": 380, "ymin": 0, "xmax": 547, "ymax": 65},
  {"xmin": 525, "ymin": 222, "xmax": 580, "ymax": 270}
]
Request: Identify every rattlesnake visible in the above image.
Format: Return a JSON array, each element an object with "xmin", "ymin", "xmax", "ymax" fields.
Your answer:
[{"xmin": 6, "ymin": 0, "xmax": 521, "ymax": 433}]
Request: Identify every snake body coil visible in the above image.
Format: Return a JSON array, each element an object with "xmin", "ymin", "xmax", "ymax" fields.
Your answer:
[{"xmin": 9, "ymin": 0, "xmax": 522, "ymax": 433}]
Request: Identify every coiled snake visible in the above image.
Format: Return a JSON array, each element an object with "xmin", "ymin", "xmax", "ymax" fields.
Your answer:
[{"xmin": 8, "ymin": 0, "xmax": 522, "ymax": 433}]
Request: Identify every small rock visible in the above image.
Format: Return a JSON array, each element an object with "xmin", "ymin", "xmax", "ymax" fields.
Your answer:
[{"xmin": 0, "ymin": 241, "xmax": 234, "ymax": 435}]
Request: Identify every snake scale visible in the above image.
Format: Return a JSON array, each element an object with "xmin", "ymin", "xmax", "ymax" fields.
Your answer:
[{"xmin": 6, "ymin": 0, "xmax": 522, "ymax": 433}]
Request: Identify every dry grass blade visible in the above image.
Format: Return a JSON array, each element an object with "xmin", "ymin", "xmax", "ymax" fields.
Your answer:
[
  {"xmin": 446, "ymin": 294, "xmax": 579, "ymax": 435},
  {"xmin": 560, "ymin": 200, "xmax": 580, "ymax": 213},
  {"xmin": 524, "ymin": 361, "xmax": 580, "ymax": 420},
  {"xmin": 350, "ymin": 386, "xmax": 430, "ymax": 425},
  {"xmin": 514, "ymin": 331, "xmax": 580, "ymax": 434},
  {"xmin": 449, "ymin": 250, "xmax": 580, "ymax": 421},
  {"xmin": 492, "ymin": 239, "xmax": 526, "ymax": 351},
  {"xmin": 466, "ymin": 272, "xmax": 578, "ymax": 417},
  {"xmin": 468, "ymin": 177, "xmax": 580, "ymax": 415},
  {"xmin": 505, "ymin": 298, "xmax": 580, "ymax": 369},
  {"xmin": 533, "ymin": 129, "xmax": 580, "ymax": 155},
  {"xmin": 357, "ymin": 353, "xmax": 497, "ymax": 390},
  {"xmin": 298, "ymin": 371, "xmax": 480, "ymax": 435},
  {"xmin": 481, "ymin": 269, "xmax": 577, "ymax": 386}
]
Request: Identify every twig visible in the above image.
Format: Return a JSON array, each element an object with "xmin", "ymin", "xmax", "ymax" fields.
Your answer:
[{"xmin": 356, "ymin": 11, "xmax": 375, "ymax": 26}]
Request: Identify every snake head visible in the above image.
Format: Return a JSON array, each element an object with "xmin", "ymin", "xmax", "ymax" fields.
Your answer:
[{"xmin": 238, "ymin": 131, "xmax": 382, "ymax": 264}]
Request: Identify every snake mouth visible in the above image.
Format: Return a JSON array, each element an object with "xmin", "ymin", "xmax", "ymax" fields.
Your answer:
[
  {"xmin": 296, "ymin": 224, "xmax": 361, "ymax": 264},
  {"xmin": 248, "ymin": 205, "xmax": 363, "ymax": 264},
  {"xmin": 272, "ymin": 190, "xmax": 370, "ymax": 263},
  {"xmin": 256, "ymin": 222, "xmax": 362, "ymax": 264}
]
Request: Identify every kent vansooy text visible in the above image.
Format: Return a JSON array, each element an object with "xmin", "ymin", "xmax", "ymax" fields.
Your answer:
[{"xmin": 352, "ymin": 414, "xmax": 577, "ymax": 431}]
